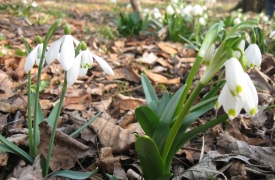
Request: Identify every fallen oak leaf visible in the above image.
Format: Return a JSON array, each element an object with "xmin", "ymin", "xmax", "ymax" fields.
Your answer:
[{"xmin": 38, "ymin": 121, "xmax": 89, "ymax": 171}]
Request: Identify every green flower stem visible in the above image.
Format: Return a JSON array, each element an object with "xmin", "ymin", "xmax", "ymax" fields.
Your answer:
[
  {"xmin": 44, "ymin": 73, "xmax": 67, "ymax": 176},
  {"xmin": 27, "ymin": 71, "xmax": 33, "ymax": 157},
  {"xmin": 174, "ymin": 56, "xmax": 203, "ymax": 117},
  {"xmin": 195, "ymin": 17, "xmax": 199, "ymax": 43},
  {"xmin": 161, "ymin": 81, "xmax": 204, "ymax": 164}
]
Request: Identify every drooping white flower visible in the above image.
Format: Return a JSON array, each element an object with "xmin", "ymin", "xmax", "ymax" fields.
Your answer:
[
  {"xmin": 262, "ymin": 15, "xmax": 268, "ymax": 22},
  {"xmin": 46, "ymin": 24, "xmax": 79, "ymax": 71},
  {"xmin": 24, "ymin": 43, "xmax": 43, "ymax": 72},
  {"xmin": 143, "ymin": 8, "xmax": 149, "ymax": 15},
  {"xmin": 201, "ymin": 43, "xmax": 215, "ymax": 65},
  {"xmin": 67, "ymin": 43, "xmax": 114, "ymax": 85},
  {"xmin": 233, "ymin": 17, "xmax": 241, "ymax": 25},
  {"xmin": 242, "ymin": 73, "xmax": 258, "ymax": 116},
  {"xmin": 199, "ymin": 17, "xmax": 206, "ymax": 25},
  {"xmin": 181, "ymin": 5, "xmax": 193, "ymax": 17},
  {"xmin": 269, "ymin": 31, "xmax": 275, "ymax": 39},
  {"xmin": 234, "ymin": 40, "xmax": 245, "ymax": 58},
  {"xmin": 166, "ymin": 5, "xmax": 174, "ymax": 15},
  {"xmin": 215, "ymin": 82, "xmax": 244, "ymax": 120},
  {"xmin": 126, "ymin": 3, "xmax": 132, "ymax": 9},
  {"xmin": 244, "ymin": 44, "xmax": 262, "ymax": 69},
  {"xmin": 152, "ymin": 8, "xmax": 160, "ymax": 13},
  {"xmin": 192, "ymin": 4, "xmax": 203, "ymax": 16},
  {"xmin": 224, "ymin": 58, "xmax": 246, "ymax": 99},
  {"xmin": 153, "ymin": 12, "xmax": 162, "ymax": 19}
]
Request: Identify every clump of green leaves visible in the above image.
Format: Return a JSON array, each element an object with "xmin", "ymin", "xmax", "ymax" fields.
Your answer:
[{"xmin": 113, "ymin": 11, "xmax": 149, "ymax": 37}]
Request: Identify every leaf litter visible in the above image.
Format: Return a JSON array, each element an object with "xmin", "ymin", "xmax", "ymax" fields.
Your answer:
[{"xmin": 0, "ymin": 1, "xmax": 275, "ymax": 179}]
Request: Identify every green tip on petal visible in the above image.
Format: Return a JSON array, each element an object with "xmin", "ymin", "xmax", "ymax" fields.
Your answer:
[
  {"xmin": 80, "ymin": 41, "xmax": 87, "ymax": 51},
  {"xmin": 250, "ymin": 108, "xmax": 256, "ymax": 116},
  {"xmin": 236, "ymin": 85, "xmax": 242, "ymax": 94},
  {"xmin": 84, "ymin": 63, "xmax": 91, "ymax": 68},
  {"xmin": 250, "ymin": 63, "xmax": 255, "ymax": 69},
  {"xmin": 228, "ymin": 109, "xmax": 236, "ymax": 119},
  {"xmin": 215, "ymin": 101, "xmax": 219, "ymax": 109},
  {"xmin": 36, "ymin": 36, "xmax": 43, "ymax": 44},
  {"xmin": 64, "ymin": 24, "xmax": 71, "ymax": 35}
]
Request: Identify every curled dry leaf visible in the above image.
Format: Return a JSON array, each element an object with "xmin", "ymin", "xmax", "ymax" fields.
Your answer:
[
  {"xmin": 0, "ymin": 70, "xmax": 14, "ymax": 99},
  {"xmin": 115, "ymin": 94, "xmax": 146, "ymax": 111},
  {"xmin": 157, "ymin": 42, "xmax": 178, "ymax": 55},
  {"xmin": 91, "ymin": 97, "xmax": 112, "ymax": 112},
  {"xmin": 38, "ymin": 121, "xmax": 90, "ymax": 171},
  {"xmin": 0, "ymin": 152, "xmax": 9, "ymax": 166},
  {"xmin": 105, "ymin": 67, "xmax": 140, "ymax": 83},
  {"xmin": 136, "ymin": 52, "xmax": 158, "ymax": 65},
  {"xmin": 89, "ymin": 117, "xmax": 137, "ymax": 153},
  {"xmin": 143, "ymin": 70, "xmax": 180, "ymax": 85},
  {"xmin": 7, "ymin": 134, "xmax": 28, "ymax": 146},
  {"xmin": 251, "ymin": 104, "xmax": 268, "ymax": 127},
  {"xmin": 249, "ymin": 68, "xmax": 275, "ymax": 104},
  {"xmin": 117, "ymin": 111, "xmax": 135, "ymax": 128},
  {"xmin": 217, "ymin": 133, "xmax": 275, "ymax": 171}
]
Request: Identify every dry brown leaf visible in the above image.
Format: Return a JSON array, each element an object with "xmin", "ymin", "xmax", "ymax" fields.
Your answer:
[
  {"xmin": 0, "ymin": 152, "xmax": 9, "ymax": 166},
  {"xmin": 105, "ymin": 67, "xmax": 140, "ymax": 83},
  {"xmin": 104, "ymin": 84, "xmax": 118, "ymax": 92},
  {"xmin": 0, "ymin": 95, "xmax": 27, "ymax": 113},
  {"xmin": 217, "ymin": 133, "xmax": 275, "ymax": 171},
  {"xmin": 228, "ymin": 161, "xmax": 246, "ymax": 176},
  {"xmin": 157, "ymin": 42, "xmax": 178, "ymax": 55},
  {"xmin": 225, "ymin": 120, "xmax": 268, "ymax": 146},
  {"xmin": 249, "ymin": 68, "xmax": 275, "ymax": 104},
  {"xmin": 86, "ymin": 83, "xmax": 104, "ymax": 96},
  {"xmin": 0, "ymin": 70, "xmax": 15, "ymax": 99},
  {"xmin": 8, "ymin": 155, "xmax": 42, "ymax": 180},
  {"xmin": 91, "ymin": 97, "xmax": 112, "ymax": 111},
  {"xmin": 117, "ymin": 111, "xmax": 135, "ymax": 128},
  {"xmin": 38, "ymin": 121, "xmax": 89, "ymax": 171},
  {"xmin": 70, "ymin": 111, "xmax": 97, "ymax": 143},
  {"xmin": 251, "ymin": 104, "xmax": 268, "ymax": 126},
  {"xmin": 143, "ymin": 69, "xmax": 180, "ymax": 85},
  {"xmin": 7, "ymin": 134, "xmax": 28, "ymax": 146},
  {"xmin": 63, "ymin": 93, "xmax": 91, "ymax": 107},
  {"xmin": 0, "ymin": 113, "xmax": 8, "ymax": 131},
  {"xmin": 113, "ymin": 164, "xmax": 128, "ymax": 180},
  {"xmin": 115, "ymin": 94, "xmax": 146, "ymax": 111},
  {"xmin": 40, "ymin": 99, "xmax": 53, "ymax": 110},
  {"xmin": 89, "ymin": 117, "xmax": 136, "ymax": 153},
  {"xmin": 136, "ymin": 52, "xmax": 157, "ymax": 65}
]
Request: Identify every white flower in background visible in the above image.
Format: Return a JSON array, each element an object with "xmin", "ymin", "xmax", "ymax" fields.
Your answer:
[
  {"xmin": 204, "ymin": 14, "xmax": 208, "ymax": 19},
  {"xmin": 199, "ymin": 17, "xmax": 206, "ymax": 25},
  {"xmin": 143, "ymin": 8, "xmax": 149, "ymax": 15},
  {"xmin": 67, "ymin": 42, "xmax": 114, "ymax": 85},
  {"xmin": 263, "ymin": 15, "xmax": 268, "ymax": 22},
  {"xmin": 233, "ymin": 17, "xmax": 241, "ymax": 25},
  {"xmin": 224, "ymin": 58, "xmax": 246, "ymax": 99},
  {"xmin": 237, "ymin": 13, "xmax": 242, "ymax": 18},
  {"xmin": 166, "ymin": 5, "xmax": 175, "ymax": 15},
  {"xmin": 31, "ymin": 1, "xmax": 38, "ymax": 7},
  {"xmin": 201, "ymin": 43, "xmax": 215, "ymax": 65},
  {"xmin": 192, "ymin": 4, "xmax": 203, "ymax": 16},
  {"xmin": 46, "ymin": 24, "xmax": 80, "ymax": 71},
  {"xmin": 269, "ymin": 31, "xmax": 275, "ymax": 39},
  {"xmin": 244, "ymin": 44, "xmax": 262, "ymax": 69},
  {"xmin": 126, "ymin": 3, "xmax": 131, "ymax": 9},
  {"xmin": 181, "ymin": 5, "xmax": 193, "ymax": 17},
  {"xmin": 110, "ymin": 0, "xmax": 117, "ymax": 3},
  {"xmin": 175, "ymin": 7, "xmax": 181, "ymax": 14},
  {"xmin": 259, "ymin": 12, "xmax": 264, "ymax": 17},
  {"xmin": 24, "ymin": 42, "xmax": 43, "ymax": 72},
  {"xmin": 234, "ymin": 40, "xmax": 245, "ymax": 58},
  {"xmin": 202, "ymin": 6, "xmax": 207, "ymax": 11},
  {"xmin": 153, "ymin": 11, "xmax": 162, "ymax": 19},
  {"xmin": 152, "ymin": 7, "xmax": 160, "ymax": 13},
  {"xmin": 171, "ymin": 0, "xmax": 178, "ymax": 4}
]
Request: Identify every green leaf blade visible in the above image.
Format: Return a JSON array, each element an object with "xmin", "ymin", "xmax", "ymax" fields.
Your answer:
[{"xmin": 50, "ymin": 168, "xmax": 98, "ymax": 179}]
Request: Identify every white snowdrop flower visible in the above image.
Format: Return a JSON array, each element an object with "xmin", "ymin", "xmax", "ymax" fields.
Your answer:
[
  {"xmin": 242, "ymin": 73, "xmax": 258, "ymax": 116},
  {"xmin": 202, "ymin": 6, "xmax": 207, "ymax": 11},
  {"xmin": 110, "ymin": 0, "xmax": 117, "ymax": 3},
  {"xmin": 181, "ymin": 5, "xmax": 193, "ymax": 17},
  {"xmin": 153, "ymin": 12, "xmax": 162, "ymax": 19},
  {"xmin": 152, "ymin": 8, "xmax": 160, "ymax": 13},
  {"xmin": 126, "ymin": 3, "xmax": 131, "ymax": 9},
  {"xmin": 175, "ymin": 7, "xmax": 181, "ymax": 14},
  {"xmin": 171, "ymin": 0, "xmax": 178, "ymax": 4},
  {"xmin": 199, "ymin": 17, "xmax": 206, "ymax": 25},
  {"xmin": 269, "ymin": 31, "xmax": 275, "ymax": 39},
  {"xmin": 201, "ymin": 43, "xmax": 215, "ymax": 66},
  {"xmin": 31, "ymin": 1, "xmax": 38, "ymax": 7},
  {"xmin": 192, "ymin": 4, "xmax": 203, "ymax": 16},
  {"xmin": 67, "ymin": 42, "xmax": 114, "ymax": 85},
  {"xmin": 204, "ymin": 14, "xmax": 208, "ymax": 19},
  {"xmin": 215, "ymin": 82, "xmax": 244, "ymax": 120},
  {"xmin": 143, "ymin": 8, "xmax": 149, "ymax": 14},
  {"xmin": 263, "ymin": 15, "xmax": 268, "ymax": 22},
  {"xmin": 24, "ymin": 41, "xmax": 43, "ymax": 72},
  {"xmin": 166, "ymin": 5, "xmax": 175, "ymax": 15},
  {"xmin": 224, "ymin": 58, "xmax": 246, "ymax": 99},
  {"xmin": 244, "ymin": 44, "xmax": 262, "ymax": 69},
  {"xmin": 46, "ymin": 24, "xmax": 79, "ymax": 71},
  {"xmin": 233, "ymin": 17, "xmax": 241, "ymax": 25},
  {"xmin": 234, "ymin": 40, "xmax": 245, "ymax": 59}
]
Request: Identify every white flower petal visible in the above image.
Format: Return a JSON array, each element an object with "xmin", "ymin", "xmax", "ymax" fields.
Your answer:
[
  {"xmin": 92, "ymin": 54, "xmax": 114, "ymax": 75},
  {"xmin": 46, "ymin": 37, "xmax": 63, "ymax": 64},
  {"xmin": 60, "ymin": 35, "xmax": 75, "ymax": 71},
  {"xmin": 79, "ymin": 68, "xmax": 88, "ymax": 76},
  {"xmin": 35, "ymin": 43, "xmax": 44, "ymax": 66},
  {"xmin": 202, "ymin": 43, "xmax": 215, "ymax": 65},
  {"xmin": 244, "ymin": 44, "xmax": 262, "ymax": 69},
  {"xmin": 24, "ymin": 45, "xmax": 38, "ymax": 72},
  {"xmin": 224, "ymin": 58, "xmax": 246, "ymax": 98},
  {"xmin": 243, "ymin": 73, "xmax": 258, "ymax": 116},
  {"xmin": 67, "ymin": 54, "xmax": 81, "ymax": 85},
  {"xmin": 81, "ymin": 50, "xmax": 91, "ymax": 68},
  {"xmin": 220, "ymin": 84, "xmax": 244, "ymax": 120},
  {"xmin": 234, "ymin": 40, "xmax": 245, "ymax": 58}
]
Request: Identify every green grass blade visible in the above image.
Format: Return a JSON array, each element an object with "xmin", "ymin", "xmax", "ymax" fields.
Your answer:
[
  {"xmin": 141, "ymin": 73, "xmax": 159, "ymax": 105},
  {"xmin": 0, "ymin": 135, "xmax": 34, "ymax": 163}
]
